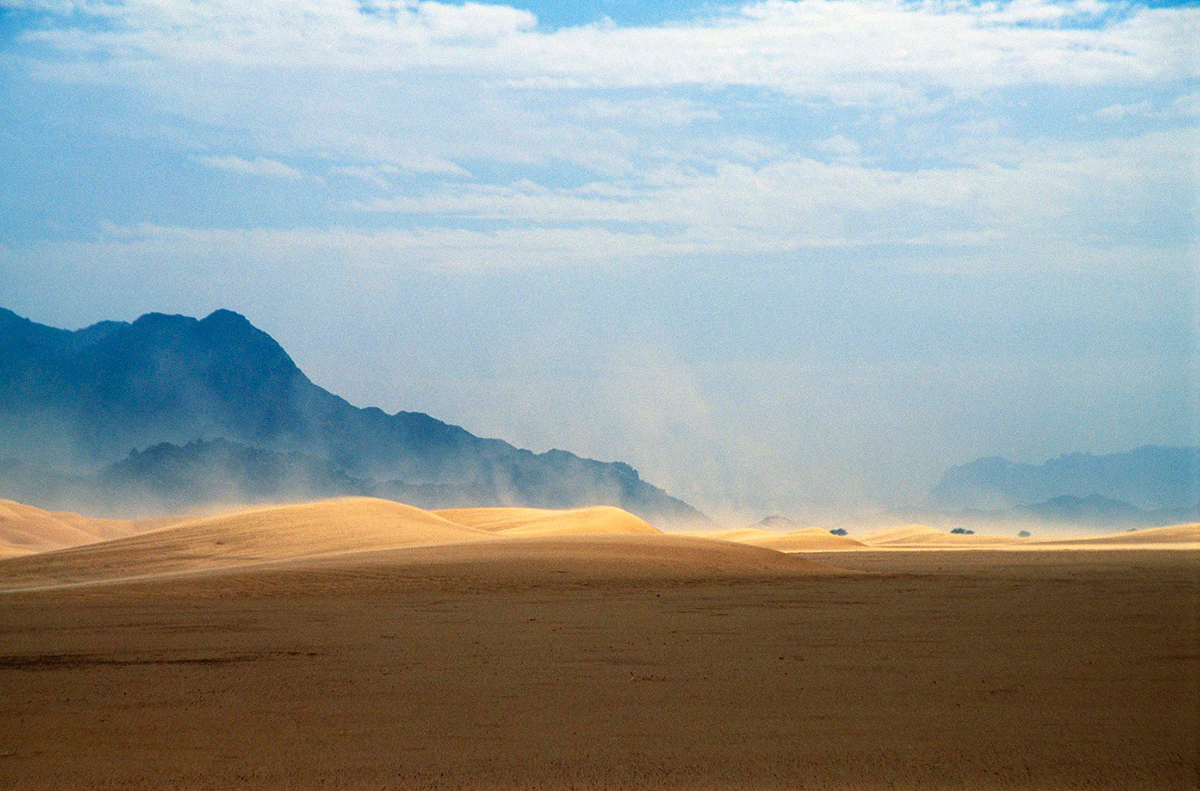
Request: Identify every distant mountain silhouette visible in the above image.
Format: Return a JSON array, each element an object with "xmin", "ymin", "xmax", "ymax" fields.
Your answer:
[
  {"xmin": 879, "ymin": 493, "xmax": 1197, "ymax": 532},
  {"xmin": 0, "ymin": 307, "xmax": 707, "ymax": 525},
  {"xmin": 1014, "ymin": 494, "xmax": 1150, "ymax": 526},
  {"xmin": 929, "ymin": 446, "xmax": 1199, "ymax": 511}
]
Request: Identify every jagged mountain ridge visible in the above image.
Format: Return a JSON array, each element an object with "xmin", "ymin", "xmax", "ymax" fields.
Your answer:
[{"xmin": 0, "ymin": 307, "xmax": 707, "ymax": 525}]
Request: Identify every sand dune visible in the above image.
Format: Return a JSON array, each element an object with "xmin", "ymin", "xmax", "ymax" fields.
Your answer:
[
  {"xmin": 689, "ymin": 527, "xmax": 778, "ymax": 542},
  {"xmin": 0, "ymin": 499, "xmax": 846, "ymax": 592},
  {"xmin": 0, "ymin": 497, "xmax": 498, "ymax": 591},
  {"xmin": 435, "ymin": 506, "xmax": 661, "ymax": 536},
  {"xmin": 0, "ymin": 499, "xmax": 181, "ymax": 556},
  {"xmin": 684, "ymin": 526, "xmax": 865, "ymax": 551},
  {"xmin": 93, "ymin": 532, "xmax": 845, "ymax": 597},
  {"xmin": 739, "ymin": 528, "xmax": 866, "ymax": 551},
  {"xmin": 1034, "ymin": 523, "xmax": 1200, "ymax": 547},
  {"xmin": 862, "ymin": 524, "xmax": 1019, "ymax": 547}
]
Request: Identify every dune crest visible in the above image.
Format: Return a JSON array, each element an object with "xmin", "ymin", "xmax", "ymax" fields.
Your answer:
[
  {"xmin": 688, "ymin": 527, "xmax": 778, "ymax": 542},
  {"xmin": 739, "ymin": 528, "xmax": 866, "ymax": 551},
  {"xmin": 0, "ymin": 498, "xmax": 497, "ymax": 591},
  {"xmin": 0, "ymin": 499, "xmax": 181, "ymax": 556},
  {"xmin": 0, "ymin": 498, "xmax": 851, "ymax": 592},
  {"xmin": 434, "ymin": 506, "xmax": 661, "ymax": 536}
]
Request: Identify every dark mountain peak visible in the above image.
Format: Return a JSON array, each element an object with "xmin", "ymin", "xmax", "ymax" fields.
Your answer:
[
  {"xmin": 130, "ymin": 311, "xmax": 198, "ymax": 330},
  {"xmin": 72, "ymin": 320, "xmax": 128, "ymax": 350},
  {"xmin": 115, "ymin": 308, "xmax": 301, "ymax": 375},
  {"xmin": 202, "ymin": 308, "xmax": 252, "ymax": 325}
]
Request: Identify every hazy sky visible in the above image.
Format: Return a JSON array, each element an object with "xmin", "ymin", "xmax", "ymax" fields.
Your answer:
[{"xmin": 1, "ymin": 0, "xmax": 1196, "ymax": 519}]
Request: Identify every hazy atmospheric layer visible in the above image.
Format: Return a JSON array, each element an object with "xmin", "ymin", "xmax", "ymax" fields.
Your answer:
[{"xmin": 1, "ymin": 0, "xmax": 1196, "ymax": 519}]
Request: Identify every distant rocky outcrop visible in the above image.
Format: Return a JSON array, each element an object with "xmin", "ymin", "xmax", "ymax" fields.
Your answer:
[{"xmin": 0, "ymin": 307, "xmax": 708, "ymax": 525}]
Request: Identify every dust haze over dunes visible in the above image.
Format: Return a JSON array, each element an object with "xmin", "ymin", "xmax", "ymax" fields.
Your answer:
[
  {"xmin": 435, "ymin": 505, "xmax": 661, "ymax": 536},
  {"xmin": 4, "ymin": 497, "xmax": 1197, "ymax": 594},
  {"xmin": 0, "ymin": 499, "xmax": 183, "ymax": 557},
  {"xmin": 0, "ymin": 498, "xmax": 838, "ymax": 593}
]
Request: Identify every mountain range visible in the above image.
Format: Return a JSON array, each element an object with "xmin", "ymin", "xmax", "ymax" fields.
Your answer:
[
  {"xmin": 0, "ymin": 307, "xmax": 707, "ymax": 524},
  {"xmin": 930, "ymin": 446, "xmax": 1199, "ymax": 511},
  {"xmin": 911, "ymin": 446, "xmax": 1200, "ymax": 529}
]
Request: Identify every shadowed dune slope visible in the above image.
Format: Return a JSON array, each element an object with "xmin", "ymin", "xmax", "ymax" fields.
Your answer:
[
  {"xmin": 0, "ymin": 498, "xmax": 497, "ymax": 591},
  {"xmin": 1035, "ymin": 523, "xmax": 1200, "ymax": 546},
  {"xmin": 434, "ymin": 506, "xmax": 661, "ymax": 536},
  {"xmin": 0, "ymin": 499, "xmax": 181, "ymax": 556},
  {"xmin": 863, "ymin": 524, "xmax": 1020, "ymax": 547},
  {"xmin": 740, "ymin": 528, "xmax": 866, "ymax": 551}
]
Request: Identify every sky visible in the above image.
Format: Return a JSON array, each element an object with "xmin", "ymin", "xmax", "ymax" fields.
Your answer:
[{"xmin": 0, "ymin": 0, "xmax": 1197, "ymax": 520}]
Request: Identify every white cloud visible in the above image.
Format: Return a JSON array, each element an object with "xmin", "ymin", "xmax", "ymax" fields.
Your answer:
[
  {"xmin": 1093, "ymin": 101, "xmax": 1154, "ymax": 121},
  {"xmin": 348, "ymin": 127, "xmax": 1197, "ymax": 255},
  {"xmin": 6, "ymin": 0, "xmax": 1197, "ymax": 272},
  {"xmin": 195, "ymin": 155, "xmax": 306, "ymax": 180},
  {"xmin": 14, "ymin": 0, "xmax": 1199, "ymax": 103},
  {"xmin": 330, "ymin": 156, "xmax": 469, "ymax": 182}
]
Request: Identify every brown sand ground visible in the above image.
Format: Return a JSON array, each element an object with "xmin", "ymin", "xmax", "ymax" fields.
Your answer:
[{"xmin": 1, "ymin": 545, "xmax": 1196, "ymax": 789}]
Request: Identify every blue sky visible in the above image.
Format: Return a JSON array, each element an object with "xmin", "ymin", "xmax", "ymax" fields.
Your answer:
[{"xmin": 1, "ymin": 0, "xmax": 1197, "ymax": 519}]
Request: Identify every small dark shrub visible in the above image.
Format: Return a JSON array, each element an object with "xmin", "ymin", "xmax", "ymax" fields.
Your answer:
[
  {"xmin": 950, "ymin": 527, "xmax": 975, "ymax": 535},
  {"xmin": 829, "ymin": 528, "xmax": 848, "ymax": 536},
  {"xmin": 1018, "ymin": 530, "xmax": 1031, "ymax": 538}
]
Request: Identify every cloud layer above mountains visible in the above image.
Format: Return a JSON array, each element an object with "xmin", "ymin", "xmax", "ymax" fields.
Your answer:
[{"xmin": 1, "ymin": 0, "xmax": 1195, "ymax": 517}]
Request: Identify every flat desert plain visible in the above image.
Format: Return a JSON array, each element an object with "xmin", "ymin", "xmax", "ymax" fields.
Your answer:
[{"xmin": 1, "ymin": 498, "xmax": 1197, "ymax": 789}]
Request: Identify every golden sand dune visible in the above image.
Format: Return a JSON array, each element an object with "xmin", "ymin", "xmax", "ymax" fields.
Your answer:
[
  {"xmin": 692, "ymin": 527, "xmax": 778, "ymax": 542},
  {"xmin": 0, "ymin": 497, "xmax": 498, "ymax": 591},
  {"xmin": 435, "ymin": 506, "xmax": 661, "ymax": 536},
  {"xmin": 113, "ymin": 533, "xmax": 845, "ymax": 596},
  {"xmin": 0, "ymin": 499, "xmax": 846, "ymax": 592},
  {"xmin": 0, "ymin": 499, "xmax": 181, "ymax": 556},
  {"xmin": 1034, "ymin": 523, "xmax": 1200, "ymax": 547},
  {"xmin": 739, "ymin": 527, "xmax": 866, "ymax": 551},
  {"xmin": 684, "ymin": 526, "xmax": 865, "ymax": 550},
  {"xmin": 862, "ymin": 524, "xmax": 1020, "ymax": 547}
]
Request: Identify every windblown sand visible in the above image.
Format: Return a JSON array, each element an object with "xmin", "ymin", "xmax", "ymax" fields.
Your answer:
[
  {"xmin": 0, "ymin": 499, "xmax": 1196, "ymax": 789},
  {"xmin": 0, "ymin": 499, "xmax": 183, "ymax": 556},
  {"xmin": 435, "ymin": 505, "xmax": 661, "ymax": 536}
]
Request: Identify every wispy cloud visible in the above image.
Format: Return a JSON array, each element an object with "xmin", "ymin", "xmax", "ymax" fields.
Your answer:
[
  {"xmin": 12, "ymin": 0, "xmax": 1198, "ymax": 100},
  {"xmin": 195, "ymin": 155, "xmax": 306, "ymax": 181}
]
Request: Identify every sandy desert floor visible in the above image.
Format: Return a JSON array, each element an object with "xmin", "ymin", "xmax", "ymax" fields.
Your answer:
[{"xmin": 0, "ymin": 500, "xmax": 1197, "ymax": 789}]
